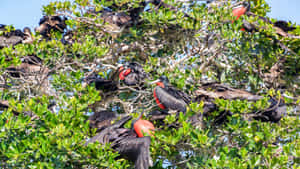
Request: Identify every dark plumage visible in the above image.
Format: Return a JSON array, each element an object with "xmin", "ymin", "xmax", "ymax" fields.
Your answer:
[
  {"xmin": 253, "ymin": 97, "xmax": 285, "ymax": 123},
  {"xmin": 118, "ymin": 62, "xmax": 147, "ymax": 86},
  {"xmin": 147, "ymin": 110, "xmax": 169, "ymax": 121},
  {"xmin": 241, "ymin": 11, "xmax": 297, "ymax": 37},
  {"xmin": 85, "ymin": 115, "xmax": 152, "ymax": 169},
  {"xmin": 0, "ymin": 100, "xmax": 9, "ymax": 110},
  {"xmin": 61, "ymin": 31, "xmax": 74, "ymax": 45},
  {"xmin": 102, "ymin": 10, "xmax": 132, "ymax": 27},
  {"xmin": 85, "ymin": 74, "xmax": 118, "ymax": 92},
  {"xmin": 273, "ymin": 20, "xmax": 296, "ymax": 32},
  {"xmin": 194, "ymin": 83, "xmax": 263, "ymax": 101},
  {"xmin": 88, "ymin": 110, "xmax": 117, "ymax": 129},
  {"xmin": 35, "ymin": 16, "xmax": 67, "ymax": 39},
  {"xmin": 20, "ymin": 55, "xmax": 43, "ymax": 65},
  {"xmin": 194, "ymin": 83, "xmax": 285, "ymax": 123},
  {"xmin": 86, "ymin": 8, "xmax": 132, "ymax": 34},
  {"xmin": 0, "ymin": 25, "xmax": 32, "ymax": 48},
  {"xmin": 6, "ymin": 55, "xmax": 46, "ymax": 78},
  {"xmin": 153, "ymin": 76, "xmax": 191, "ymax": 113},
  {"xmin": 88, "ymin": 2, "xmax": 146, "ymax": 32}
]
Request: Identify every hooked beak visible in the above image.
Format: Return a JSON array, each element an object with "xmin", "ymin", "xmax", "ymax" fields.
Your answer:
[
  {"xmin": 131, "ymin": 111, "xmax": 144, "ymax": 130},
  {"xmin": 149, "ymin": 79, "xmax": 161, "ymax": 85},
  {"xmin": 232, "ymin": 1, "xmax": 250, "ymax": 10}
]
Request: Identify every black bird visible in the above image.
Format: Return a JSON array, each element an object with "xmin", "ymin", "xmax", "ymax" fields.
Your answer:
[
  {"xmin": 0, "ymin": 25, "xmax": 33, "ymax": 48},
  {"xmin": 87, "ymin": 1, "xmax": 146, "ymax": 33},
  {"xmin": 242, "ymin": 14, "xmax": 297, "ymax": 37},
  {"xmin": 253, "ymin": 97, "xmax": 285, "ymax": 123},
  {"xmin": 85, "ymin": 114, "xmax": 153, "ymax": 169},
  {"xmin": 6, "ymin": 55, "xmax": 47, "ymax": 78},
  {"xmin": 88, "ymin": 110, "xmax": 117, "ymax": 129},
  {"xmin": 151, "ymin": 76, "xmax": 191, "ymax": 113},
  {"xmin": 232, "ymin": 3, "xmax": 297, "ymax": 37},
  {"xmin": 84, "ymin": 74, "xmax": 118, "ymax": 92},
  {"xmin": 86, "ymin": 7, "xmax": 133, "ymax": 34},
  {"xmin": 273, "ymin": 20, "xmax": 296, "ymax": 32},
  {"xmin": 194, "ymin": 83, "xmax": 285, "ymax": 123},
  {"xmin": 22, "ymin": 27, "xmax": 34, "ymax": 44},
  {"xmin": 118, "ymin": 62, "xmax": 147, "ymax": 86},
  {"xmin": 35, "ymin": 15, "xmax": 67, "ymax": 39}
]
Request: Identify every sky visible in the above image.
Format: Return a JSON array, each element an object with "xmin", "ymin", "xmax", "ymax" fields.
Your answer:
[{"xmin": 0, "ymin": 0, "xmax": 299, "ymax": 30}]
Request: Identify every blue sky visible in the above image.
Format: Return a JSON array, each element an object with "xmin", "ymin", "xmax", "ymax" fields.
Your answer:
[{"xmin": 0, "ymin": 0, "xmax": 299, "ymax": 30}]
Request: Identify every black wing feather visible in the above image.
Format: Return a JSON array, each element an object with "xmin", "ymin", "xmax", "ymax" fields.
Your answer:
[
  {"xmin": 155, "ymin": 87, "xmax": 187, "ymax": 113},
  {"xmin": 165, "ymin": 86, "xmax": 191, "ymax": 104},
  {"xmin": 116, "ymin": 136, "xmax": 151, "ymax": 169},
  {"xmin": 85, "ymin": 116, "xmax": 132, "ymax": 145}
]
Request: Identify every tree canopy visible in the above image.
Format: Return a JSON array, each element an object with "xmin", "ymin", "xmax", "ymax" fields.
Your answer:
[{"xmin": 0, "ymin": 0, "xmax": 299, "ymax": 168}]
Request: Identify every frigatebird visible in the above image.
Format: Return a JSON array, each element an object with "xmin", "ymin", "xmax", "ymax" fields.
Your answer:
[
  {"xmin": 151, "ymin": 76, "xmax": 191, "ymax": 113},
  {"xmin": 35, "ymin": 15, "xmax": 67, "ymax": 39},
  {"xmin": 0, "ymin": 25, "xmax": 33, "ymax": 48},
  {"xmin": 232, "ymin": 2, "xmax": 297, "ymax": 37},
  {"xmin": 87, "ymin": 1, "xmax": 147, "ymax": 33},
  {"xmin": 85, "ymin": 113, "xmax": 153, "ymax": 169},
  {"xmin": 84, "ymin": 74, "xmax": 118, "ymax": 92},
  {"xmin": 118, "ymin": 62, "xmax": 147, "ymax": 86},
  {"xmin": 6, "ymin": 55, "xmax": 47, "ymax": 78},
  {"xmin": 253, "ymin": 97, "xmax": 285, "ymax": 123},
  {"xmin": 86, "ymin": 7, "xmax": 133, "ymax": 34},
  {"xmin": 194, "ymin": 83, "xmax": 286, "ymax": 123},
  {"xmin": 232, "ymin": 1, "xmax": 250, "ymax": 21},
  {"xmin": 88, "ymin": 110, "xmax": 117, "ymax": 129}
]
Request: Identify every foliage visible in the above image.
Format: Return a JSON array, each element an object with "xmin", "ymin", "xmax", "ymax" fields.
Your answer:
[{"xmin": 0, "ymin": 0, "xmax": 299, "ymax": 168}]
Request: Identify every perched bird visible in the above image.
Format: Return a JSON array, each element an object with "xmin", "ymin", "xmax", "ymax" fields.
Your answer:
[
  {"xmin": 6, "ymin": 55, "xmax": 47, "ymax": 78},
  {"xmin": 273, "ymin": 20, "xmax": 296, "ymax": 32},
  {"xmin": 4, "ymin": 55, "xmax": 50, "ymax": 95},
  {"xmin": 84, "ymin": 74, "xmax": 118, "ymax": 92},
  {"xmin": 87, "ymin": 2, "xmax": 146, "ymax": 34},
  {"xmin": 0, "ymin": 25, "xmax": 33, "ymax": 48},
  {"xmin": 118, "ymin": 62, "xmax": 147, "ymax": 86},
  {"xmin": 151, "ymin": 76, "xmax": 191, "ymax": 113},
  {"xmin": 194, "ymin": 83, "xmax": 263, "ymax": 101},
  {"xmin": 35, "ymin": 15, "xmax": 67, "ymax": 39},
  {"xmin": 22, "ymin": 27, "xmax": 34, "ymax": 44},
  {"xmin": 86, "ymin": 7, "xmax": 132, "ymax": 35},
  {"xmin": 85, "ymin": 114, "xmax": 153, "ymax": 169},
  {"xmin": 88, "ymin": 110, "xmax": 117, "ymax": 129},
  {"xmin": 232, "ymin": 1, "xmax": 250, "ymax": 21},
  {"xmin": 253, "ymin": 97, "xmax": 285, "ymax": 123},
  {"xmin": 194, "ymin": 82, "xmax": 286, "ymax": 123},
  {"xmin": 231, "ymin": 2, "xmax": 297, "ymax": 37}
]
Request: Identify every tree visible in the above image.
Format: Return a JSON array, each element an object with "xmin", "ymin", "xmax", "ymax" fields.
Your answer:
[{"xmin": 0, "ymin": 0, "xmax": 299, "ymax": 168}]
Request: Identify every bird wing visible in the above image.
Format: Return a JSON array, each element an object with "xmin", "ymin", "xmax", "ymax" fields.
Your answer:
[
  {"xmin": 21, "ymin": 55, "xmax": 43, "ymax": 65},
  {"xmin": 116, "ymin": 136, "xmax": 152, "ymax": 169},
  {"xmin": 129, "ymin": 62, "xmax": 148, "ymax": 79},
  {"xmin": 0, "ymin": 36, "xmax": 23, "ymax": 47},
  {"xmin": 155, "ymin": 87, "xmax": 188, "ymax": 113},
  {"xmin": 166, "ymin": 86, "xmax": 191, "ymax": 104},
  {"xmin": 85, "ymin": 116, "xmax": 132, "ymax": 145},
  {"xmin": 124, "ymin": 73, "xmax": 140, "ymax": 86},
  {"xmin": 88, "ymin": 111, "xmax": 117, "ymax": 129}
]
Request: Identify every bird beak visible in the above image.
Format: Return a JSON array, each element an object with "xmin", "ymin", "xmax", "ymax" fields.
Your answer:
[
  {"xmin": 138, "ymin": 111, "xmax": 144, "ymax": 119},
  {"xmin": 149, "ymin": 79, "xmax": 161, "ymax": 85}
]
